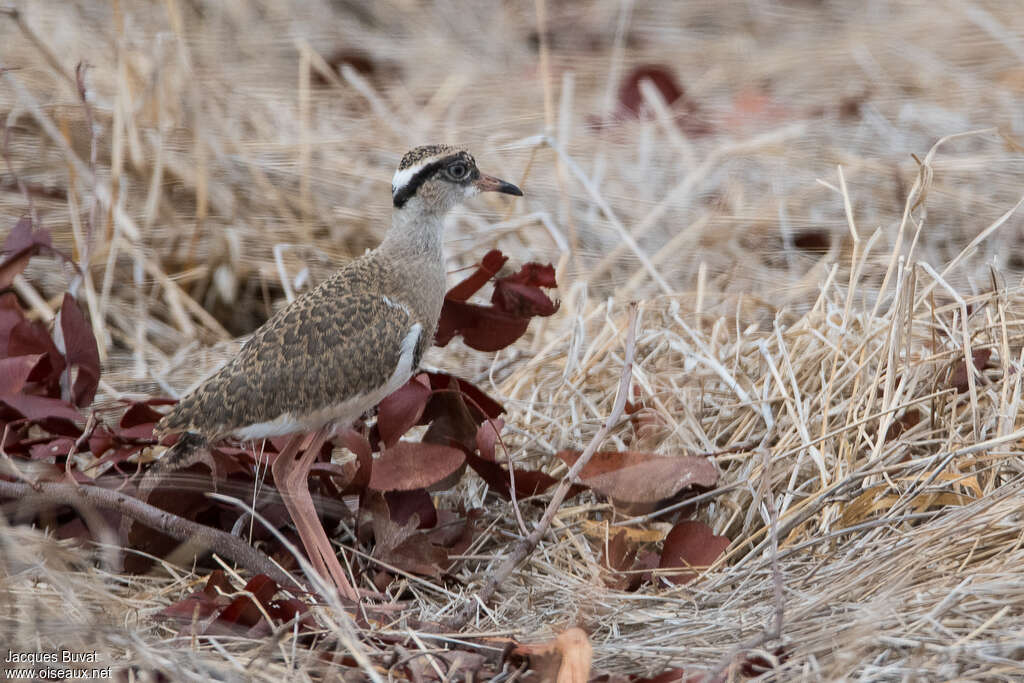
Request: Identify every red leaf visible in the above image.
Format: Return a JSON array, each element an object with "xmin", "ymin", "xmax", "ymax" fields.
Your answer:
[
  {"xmin": 435, "ymin": 299, "xmax": 530, "ymax": 351},
  {"xmin": 366, "ymin": 492, "xmax": 448, "ymax": 577},
  {"xmin": 950, "ymin": 348, "xmax": 993, "ymax": 393},
  {"xmin": 0, "ymin": 252, "xmax": 33, "ymax": 291},
  {"xmin": 0, "ymin": 354, "xmax": 45, "ymax": 394},
  {"xmin": 421, "ymin": 375, "xmax": 486, "ymax": 453},
  {"xmin": 446, "ymin": 249, "xmax": 508, "ymax": 302},
  {"xmin": 423, "ymin": 372, "xmax": 504, "ymax": 421},
  {"xmin": 629, "ymin": 668, "xmax": 702, "ymax": 683},
  {"xmin": 58, "ymin": 293, "xmax": 101, "ymax": 407},
  {"xmin": 120, "ymin": 401, "xmax": 165, "ymax": 428},
  {"xmin": 465, "ymin": 453, "xmax": 568, "ymax": 500},
  {"xmin": 2, "ymin": 217, "xmax": 51, "ymax": 254},
  {"xmin": 368, "ymin": 441, "xmax": 465, "ymax": 491},
  {"xmin": 384, "ymin": 488, "xmax": 437, "ymax": 528},
  {"xmin": 159, "ymin": 571, "xmax": 232, "ymax": 622},
  {"xmin": 9, "ymin": 320, "xmax": 65, "ymax": 390},
  {"xmin": 475, "ymin": 418, "xmax": 504, "ymax": 461},
  {"xmin": 217, "ymin": 575, "xmax": 279, "ymax": 628},
  {"xmin": 0, "ymin": 218, "xmax": 54, "ymax": 289},
  {"xmin": 29, "ymin": 436, "xmax": 76, "ymax": 460},
  {"xmin": 659, "ymin": 520, "xmax": 730, "ymax": 585},
  {"xmin": 0, "ymin": 393, "xmax": 83, "ymax": 423},
  {"xmin": 498, "ymin": 261, "xmax": 558, "ymax": 288},
  {"xmin": 618, "ymin": 65, "xmax": 684, "ymax": 116},
  {"xmin": 376, "ymin": 375, "xmax": 432, "ymax": 447},
  {"xmin": 0, "ymin": 293, "xmax": 26, "ymax": 346},
  {"xmin": 492, "ymin": 279, "xmax": 559, "ymax": 317},
  {"xmin": 555, "ymin": 450, "xmax": 718, "ymax": 504},
  {"xmin": 267, "ymin": 597, "xmax": 316, "ymax": 630},
  {"xmin": 337, "ymin": 427, "xmax": 373, "ymax": 494},
  {"xmin": 436, "ymin": 253, "xmax": 558, "ymax": 352}
]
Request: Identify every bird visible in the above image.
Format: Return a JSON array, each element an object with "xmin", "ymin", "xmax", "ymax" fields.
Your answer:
[{"xmin": 152, "ymin": 144, "xmax": 523, "ymax": 599}]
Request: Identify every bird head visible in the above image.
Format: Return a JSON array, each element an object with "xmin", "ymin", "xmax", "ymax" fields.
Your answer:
[{"xmin": 391, "ymin": 144, "xmax": 522, "ymax": 215}]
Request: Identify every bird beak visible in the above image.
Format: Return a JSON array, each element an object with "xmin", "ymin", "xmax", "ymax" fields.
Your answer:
[{"xmin": 475, "ymin": 173, "xmax": 523, "ymax": 196}]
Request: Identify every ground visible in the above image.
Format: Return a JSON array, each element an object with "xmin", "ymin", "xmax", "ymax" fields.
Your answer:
[{"xmin": 1, "ymin": 1, "xmax": 1024, "ymax": 680}]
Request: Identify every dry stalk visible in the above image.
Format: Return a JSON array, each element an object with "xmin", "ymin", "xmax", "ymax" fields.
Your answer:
[{"xmin": 447, "ymin": 302, "xmax": 638, "ymax": 630}]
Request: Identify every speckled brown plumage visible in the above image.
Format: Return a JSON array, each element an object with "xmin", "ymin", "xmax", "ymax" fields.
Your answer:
[
  {"xmin": 398, "ymin": 144, "xmax": 471, "ymax": 170},
  {"xmin": 153, "ymin": 144, "xmax": 521, "ymax": 464},
  {"xmin": 155, "ymin": 251, "xmax": 440, "ymax": 440}
]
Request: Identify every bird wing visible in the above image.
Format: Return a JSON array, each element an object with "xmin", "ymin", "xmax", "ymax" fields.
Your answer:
[{"xmin": 156, "ymin": 267, "xmax": 423, "ymax": 440}]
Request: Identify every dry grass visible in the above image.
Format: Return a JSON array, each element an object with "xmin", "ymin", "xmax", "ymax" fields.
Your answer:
[{"xmin": 3, "ymin": 0, "xmax": 1024, "ymax": 679}]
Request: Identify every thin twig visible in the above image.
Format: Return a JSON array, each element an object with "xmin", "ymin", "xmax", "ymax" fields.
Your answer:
[
  {"xmin": 446, "ymin": 302, "xmax": 639, "ymax": 630},
  {"xmin": 0, "ymin": 479, "xmax": 300, "ymax": 589}
]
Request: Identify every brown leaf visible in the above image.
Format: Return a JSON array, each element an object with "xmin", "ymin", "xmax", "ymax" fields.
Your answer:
[
  {"xmin": 465, "ymin": 454, "xmax": 564, "ymax": 500},
  {"xmin": 435, "ymin": 299, "xmax": 530, "ymax": 351},
  {"xmin": 659, "ymin": 520, "xmax": 730, "ymax": 585},
  {"xmin": 513, "ymin": 627, "xmax": 592, "ymax": 683},
  {"xmin": 0, "ymin": 293, "xmax": 26, "ymax": 343},
  {"xmin": 423, "ymin": 371, "xmax": 504, "ymax": 421},
  {"xmin": 337, "ymin": 427, "xmax": 372, "ymax": 494},
  {"xmin": 0, "ymin": 217, "xmax": 54, "ymax": 288},
  {"xmin": 366, "ymin": 492, "xmax": 448, "ymax": 577},
  {"xmin": 885, "ymin": 408, "xmax": 923, "ymax": 442},
  {"xmin": 376, "ymin": 375, "xmax": 431, "ymax": 447},
  {"xmin": 475, "ymin": 417, "xmax": 504, "ymax": 461},
  {"xmin": 793, "ymin": 229, "xmax": 831, "ymax": 252},
  {"xmin": 435, "ymin": 252, "xmax": 558, "ymax": 352},
  {"xmin": 421, "ymin": 375, "xmax": 484, "ymax": 453},
  {"xmin": 217, "ymin": 575, "xmax": 278, "ymax": 629},
  {"xmin": 368, "ymin": 441, "xmax": 465, "ymax": 491},
  {"xmin": 492, "ymin": 279, "xmax": 559, "ymax": 317},
  {"xmin": 445, "ymin": 249, "xmax": 508, "ymax": 302},
  {"xmin": 0, "ymin": 394, "xmax": 83, "ymax": 423},
  {"xmin": 949, "ymin": 348, "xmax": 993, "ymax": 393},
  {"xmin": 384, "ymin": 488, "xmax": 437, "ymax": 528},
  {"xmin": 555, "ymin": 450, "xmax": 718, "ymax": 504},
  {"xmin": 9, "ymin": 319, "xmax": 65, "ymax": 391},
  {"xmin": 58, "ymin": 293, "xmax": 101, "ymax": 407},
  {"xmin": 0, "ymin": 353, "xmax": 45, "ymax": 394},
  {"xmin": 601, "ymin": 529, "xmax": 639, "ymax": 591},
  {"xmin": 618, "ymin": 65, "xmax": 683, "ymax": 116}
]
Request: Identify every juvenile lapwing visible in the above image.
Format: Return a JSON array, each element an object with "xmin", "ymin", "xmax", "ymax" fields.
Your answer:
[{"xmin": 154, "ymin": 145, "xmax": 522, "ymax": 599}]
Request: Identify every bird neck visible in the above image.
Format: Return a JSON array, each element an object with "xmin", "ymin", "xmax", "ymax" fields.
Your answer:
[{"xmin": 379, "ymin": 207, "xmax": 446, "ymax": 262}]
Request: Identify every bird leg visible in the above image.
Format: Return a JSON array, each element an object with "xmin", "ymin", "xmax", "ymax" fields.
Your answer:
[{"xmin": 272, "ymin": 426, "xmax": 359, "ymax": 601}]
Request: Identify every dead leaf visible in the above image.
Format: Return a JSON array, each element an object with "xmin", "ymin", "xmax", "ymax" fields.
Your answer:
[
  {"xmin": 659, "ymin": 520, "xmax": 730, "ymax": 585},
  {"xmin": 435, "ymin": 251, "xmax": 558, "ymax": 352},
  {"xmin": 58, "ymin": 293, "xmax": 100, "ymax": 407},
  {"xmin": 513, "ymin": 627, "xmax": 592, "ymax": 683},
  {"xmin": 445, "ymin": 249, "xmax": 508, "ymax": 301},
  {"xmin": 555, "ymin": 450, "xmax": 718, "ymax": 504},
  {"xmin": 0, "ymin": 217, "xmax": 55, "ymax": 288},
  {"xmin": 368, "ymin": 441, "xmax": 465, "ymax": 491},
  {"xmin": 0, "ymin": 353, "xmax": 45, "ymax": 394},
  {"xmin": 376, "ymin": 374, "xmax": 432, "ymax": 447},
  {"xmin": 949, "ymin": 348, "xmax": 993, "ymax": 393}
]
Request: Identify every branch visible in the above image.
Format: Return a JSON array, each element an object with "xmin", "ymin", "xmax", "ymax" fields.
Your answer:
[
  {"xmin": 446, "ymin": 302, "xmax": 639, "ymax": 629},
  {"xmin": 0, "ymin": 478, "xmax": 301, "ymax": 590}
]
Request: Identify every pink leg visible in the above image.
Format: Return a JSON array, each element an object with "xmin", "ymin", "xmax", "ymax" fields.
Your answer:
[{"xmin": 272, "ymin": 426, "xmax": 358, "ymax": 601}]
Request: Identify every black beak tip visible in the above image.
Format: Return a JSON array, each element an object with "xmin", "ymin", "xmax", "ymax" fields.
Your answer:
[{"xmin": 500, "ymin": 180, "xmax": 524, "ymax": 197}]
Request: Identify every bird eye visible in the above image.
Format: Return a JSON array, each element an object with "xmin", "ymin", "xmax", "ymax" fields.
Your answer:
[{"xmin": 447, "ymin": 162, "xmax": 468, "ymax": 180}]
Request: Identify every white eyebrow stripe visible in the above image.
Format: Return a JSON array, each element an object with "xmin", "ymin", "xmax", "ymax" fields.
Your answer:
[{"xmin": 391, "ymin": 161, "xmax": 430, "ymax": 196}]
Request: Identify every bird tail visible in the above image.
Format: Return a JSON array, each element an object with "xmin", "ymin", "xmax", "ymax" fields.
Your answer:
[{"xmin": 140, "ymin": 431, "xmax": 214, "ymax": 496}]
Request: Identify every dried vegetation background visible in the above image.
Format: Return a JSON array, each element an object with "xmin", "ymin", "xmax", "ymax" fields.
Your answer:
[{"xmin": 3, "ymin": 0, "xmax": 1024, "ymax": 680}]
